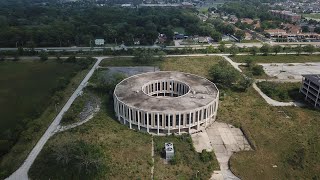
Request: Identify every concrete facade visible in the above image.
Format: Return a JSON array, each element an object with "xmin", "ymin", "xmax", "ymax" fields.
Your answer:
[
  {"xmin": 300, "ymin": 74, "xmax": 320, "ymax": 108},
  {"xmin": 113, "ymin": 71, "xmax": 219, "ymax": 135}
]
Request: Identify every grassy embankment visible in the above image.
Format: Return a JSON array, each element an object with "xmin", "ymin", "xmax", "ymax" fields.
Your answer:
[{"xmin": 0, "ymin": 59, "xmax": 92, "ymax": 179}]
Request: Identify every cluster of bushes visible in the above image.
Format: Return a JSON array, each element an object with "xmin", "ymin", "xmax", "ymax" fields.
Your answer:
[
  {"xmin": 257, "ymin": 82, "xmax": 301, "ymax": 102},
  {"xmin": 210, "ymin": 60, "xmax": 253, "ymax": 91},
  {"xmin": 30, "ymin": 139, "xmax": 107, "ymax": 179},
  {"xmin": 244, "ymin": 58, "xmax": 264, "ymax": 76}
]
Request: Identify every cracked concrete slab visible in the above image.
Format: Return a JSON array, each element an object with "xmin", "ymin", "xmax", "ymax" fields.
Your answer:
[{"xmin": 191, "ymin": 121, "xmax": 252, "ymax": 180}]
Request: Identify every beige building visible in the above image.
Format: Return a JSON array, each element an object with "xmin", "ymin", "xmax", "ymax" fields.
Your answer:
[{"xmin": 113, "ymin": 71, "xmax": 219, "ymax": 135}]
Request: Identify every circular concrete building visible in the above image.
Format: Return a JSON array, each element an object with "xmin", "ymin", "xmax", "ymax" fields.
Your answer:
[{"xmin": 113, "ymin": 71, "xmax": 219, "ymax": 135}]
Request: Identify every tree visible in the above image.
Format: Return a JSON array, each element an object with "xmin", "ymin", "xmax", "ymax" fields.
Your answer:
[
  {"xmin": 260, "ymin": 44, "xmax": 271, "ymax": 56},
  {"xmin": 133, "ymin": 49, "xmax": 155, "ymax": 63},
  {"xmin": 39, "ymin": 51, "xmax": 48, "ymax": 61},
  {"xmin": 303, "ymin": 44, "xmax": 315, "ymax": 55},
  {"xmin": 218, "ymin": 43, "xmax": 226, "ymax": 52},
  {"xmin": 251, "ymin": 65, "xmax": 264, "ymax": 76},
  {"xmin": 209, "ymin": 60, "xmax": 240, "ymax": 88},
  {"xmin": 235, "ymin": 30, "xmax": 245, "ymax": 41},
  {"xmin": 51, "ymin": 140, "xmax": 107, "ymax": 177},
  {"xmin": 249, "ymin": 46, "xmax": 259, "ymax": 56},
  {"xmin": 272, "ymin": 45, "xmax": 282, "ymax": 55},
  {"xmin": 228, "ymin": 44, "xmax": 239, "ymax": 56},
  {"xmin": 238, "ymin": 76, "xmax": 253, "ymax": 91},
  {"xmin": 156, "ymin": 51, "xmax": 166, "ymax": 61},
  {"xmin": 283, "ymin": 45, "xmax": 291, "ymax": 55},
  {"xmin": 296, "ymin": 45, "xmax": 303, "ymax": 56}
]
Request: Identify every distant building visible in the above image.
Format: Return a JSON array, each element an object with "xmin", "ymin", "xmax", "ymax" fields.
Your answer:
[
  {"xmin": 121, "ymin": 4, "xmax": 133, "ymax": 8},
  {"xmin": 270, "ymin": 10, "xmax": 301, "ymax": 23},
  {"xmin": 95, "ymin": 39, "xmax": 105, "ymax": 46},
  {"xmin": 300, "ymin": 74, "xmax": 320, "ymax": 108}
]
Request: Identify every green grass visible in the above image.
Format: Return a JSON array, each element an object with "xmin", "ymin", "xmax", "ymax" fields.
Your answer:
[
  {"xmin": 100, "ymin": 57, "xmax": 160, "ymax": 67},
  {"xmin": 256, "ymin": 82, "xmax": 303, "ymax": 102},
  {"xmin": 154, "ymin": 135, "xmax": 219, "ymax": 180},
  {"xmin": 219, "ymin": 87, "xmax": 320, "ymax": 179},
  {"xmin": 29, "ymin": 93, "xmax": 152, "ymax": 179},
  {"xmin": 232, "ymin": 55, "xmax": 320, "ymax": 63},
  {"xmin": 303, "ymin": 13, "xmax": 320, "ymax": 19},
  {"xmin": 25, "ymin": 55, "xmax": 320, "ymax": 179},
  {"xmin": 160, "ymin": 56, "xmax": 223, "ymax": 78},
  {"xmin": 0, "ymin": 59, "xmax": 92, "ymax": 179},
  {"xmin": 0, "ymin": 60, "xmax": 81, "ymax": 133},
  {"xmin": 239, "ymin": 65, "xmax": 270, "ymax": 79},
  {"xmin": 241, "ymin": 39, "xmax": 261, "ymax": 43}
]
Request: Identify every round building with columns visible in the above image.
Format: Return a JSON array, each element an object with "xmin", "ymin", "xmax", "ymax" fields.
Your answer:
[{"xmin": 113, "ymin": 71, "xmax": 219, "ymax": 135}]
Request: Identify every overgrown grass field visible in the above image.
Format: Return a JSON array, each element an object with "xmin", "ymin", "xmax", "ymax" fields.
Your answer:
[
  {"xmin": 256, "ymin": 82, "xmax": 303, "ymax": 102},
  {"xmin": 0, "ymin": 59, "xmax": 92, "ymax": 179},
  {"xmin": 232, "ymin": 55, "xmax": 320, "ymax": 63}
]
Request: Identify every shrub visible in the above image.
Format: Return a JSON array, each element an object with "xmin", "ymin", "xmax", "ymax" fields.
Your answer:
[
  {"xmin": 251, "ymin": 65, "xmax": 264, "ymax": 76},
  {"xmin": 200, "ymin": 150, "xmax": 213, "ymax": 163}
]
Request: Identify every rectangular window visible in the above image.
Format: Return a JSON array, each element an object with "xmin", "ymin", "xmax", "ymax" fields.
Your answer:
[
  {"xmin": 199, "ymin": 110, "xmax": 202, "ymax": 120},
  {"xmin": 139, "ymin": 112, "xmax": 142, "ymax": 123},
  {"xmin": 151, "ymin": 84, "xmax": 154, "ymax": 92},
  {"xmin": 170, "ymin": 115, "xmax": 173, "ymax": 126},
  {"xmin": 195, "ymin": 111, "xmax": 198, "ymax": 121},
  {"xmin": 162, "ymin": 82, "xmax": 165, "ymax": 90},
  {"xmin": 187, "ymin": 114, "xmax": 190, "ymax": 124},
  {"xmin": 159, "ymin": 114, "xmax": 163, "ymax": 126},
  {"xmin": 204, "ymin": 109, "xmax": 207, "ymax": 119}
]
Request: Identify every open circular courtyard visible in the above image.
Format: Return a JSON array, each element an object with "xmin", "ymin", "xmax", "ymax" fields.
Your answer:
[{"xmin": 113, "ymin": 71, "xmax": 219, "ymax": 135}]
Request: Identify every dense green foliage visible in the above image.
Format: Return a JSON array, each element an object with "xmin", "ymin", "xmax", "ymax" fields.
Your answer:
[
  {"xmin": 257, "ymin": 82, "xmax": 302, "ymax": 102},
  {"xmin": 0, "ymin": 1, "xmax": 206, "ymax": 47},
  {"xmin": 209, "ymin": 60, "xmax": 252, "ymax": 91},
  {"xmin": 30, "ymin": 139, "xmax": 107, "ymax": 179}
]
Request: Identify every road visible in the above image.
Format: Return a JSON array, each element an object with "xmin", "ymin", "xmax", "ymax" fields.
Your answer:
[
  {"xmin": 5, "ymin": 57, "xmax": 103, "ymax": 180},
  {"xmin": 2, "ymin": 41, "xmax": 320, "ymax": 52}
]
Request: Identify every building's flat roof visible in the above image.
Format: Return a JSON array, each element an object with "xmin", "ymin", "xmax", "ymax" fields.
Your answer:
[
  {"xmin": 114, "ymin": 71, "xmax": 219, "ymax": 113},
  {"xmin": 302, "ymin": 74, "xmax": 320, "ymax": 85}
]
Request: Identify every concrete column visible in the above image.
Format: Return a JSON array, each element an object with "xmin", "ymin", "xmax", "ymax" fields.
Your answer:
[
  {"xmin": 205, "ymin": 107, "xmax": 208, "ymax": 128},
  {"xmin": 189, "ymin": 112, "xmax": 194, "ymax": 132},
  {"xmin": 157, "ymin": 113, "xmax": 160, "ymax": 135},
  {"xmin": 138, "ymin": 110, "xmax": 140, "ymax": 130},
  {"xmin": 315, "ymin": 87, "xmax": 320, "ymax": 107},
  {"xmin": 147, "ymin": 112, "xmax": 149, "ymax": 133},
  {"xmin": 123, "ymin": 105, "xmax": 126, "ymax": 125},
  {"xmin": 178, "ymin": 113, "xmax": 181, "ymax": 135},
  {"xmin": 129, "ymin": 108, "xmax": 132, "ymax": 129},
  {"xmin": 197, "ymin": 110, "xmax": 200, "ymax": 130},
  {"xmin": 305, "ymin": 80, "xmax": 311, "ymax": 100}
]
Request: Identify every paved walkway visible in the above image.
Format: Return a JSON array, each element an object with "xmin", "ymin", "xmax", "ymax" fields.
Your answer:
[
  {"xmin": 221, "ymin": 56, "xmax": 243, "ymax": 72},
  {"xmin": 6, "ymin": 57, "xmax": 103, "ymax": 180},
  {"xmin": 191, "ymin": 122, "xmax": 251, "ymax": 180}
]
